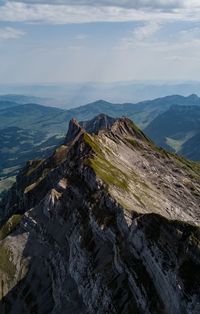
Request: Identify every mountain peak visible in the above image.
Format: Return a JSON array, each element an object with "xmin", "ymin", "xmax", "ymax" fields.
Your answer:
[
  {"xmin": 64, "ymin": 117, "xmax": 83, "ymax": 144},
  {"xmin": 80, "ymin": 113, "xmax": 116, "ymax": 134},
  {"xmin": 93, "ymin": 99, "xmax": 111, "ymax": 105},
  {"xmin": 65, "ymin": 115, "xmax": 150, "ymax": 150},
  {"xmin": 187, "ymin": 94, "xmax": 199, "ymax": 103},
  {"xmin": 188, "ymin": 93, "xmax": 198, "ymax": 99},
  {"xmin": 65, "ymin": 114, "xmax": 116, "ymax": 144},
  {"xmin": 110, "ymin": 116, "xmax": 150, "ymax": 142}
]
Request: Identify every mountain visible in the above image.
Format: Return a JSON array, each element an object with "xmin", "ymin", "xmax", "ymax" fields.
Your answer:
[
  {"xmin": 0, "ymin": 107, "xmax": 117, "ymax": 196},
  {"xmin": 144, "ymin": 105, "xmax": 200, "ymax": 160},
  {"xmin": 1, "ymin": 94, "xmax": 200, "ymax": 194},
  {"xmin": 0, "ymin": 94, "xmax": 49, "ymax": 105},
  {"xmin": 0, "ymin": 104, "xmax": 66, "ymax": 189},
  {"xmin": 0, "ymin": 115, "xmax": 200, "ymax": 313},
  {"xmin": 2, "ymin": 82, "xmax": 200, "ymax": 107},
  {"xmin": 1, "ymin": 94, "xmax": 200, "ymax": 133},
  {"xmin": 69, "ymin": 94, "xmax": 200, "ymax": 129},
  {"xmin": 0, "ymin": 103, "xmax": 65, "ymax": 131},
  {"xmin": 79, "ymin": 113, "xmax": 116, "ymax": 134},
  {"xmin": 0, "ymin": 127, "xmax": 64, "ymax": 174},
  {"xmin": 180, "ymin": 131, "xmax": 200, "ymax": 161},
  {"xmin": 0, "ymin": 101, "xmax": 21, "ymax": 110},
  {"xmin": 1, "ymin": 94, "xmax": 200, "ymax": 131}
]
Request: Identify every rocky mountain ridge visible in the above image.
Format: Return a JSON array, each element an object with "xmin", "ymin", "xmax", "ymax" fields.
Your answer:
[
  {"xmin": 0, "ymin": 114, "xmax": 200, "ymax": 313},
  {"xmin": 1, "ymin": 94, "xmax": 200, "ymax": 196}
]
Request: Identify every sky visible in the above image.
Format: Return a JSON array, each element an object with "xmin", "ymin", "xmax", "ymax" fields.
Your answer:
[{"xmin": 1, "ymin": 0, "xmax": 200, "ymax": 84}]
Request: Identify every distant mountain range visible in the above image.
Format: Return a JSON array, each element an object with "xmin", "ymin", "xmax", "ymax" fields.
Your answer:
[
  {"xmin": 1, "ymin": 81, "xmax": 200, "ymax": 108},
  {"xmin": 0, "ymin": 94, "xmax": 48, "ymax": 105},
  {"xmin": 0, "ymin": 93, "xmax": 200, "ymax": 195}
]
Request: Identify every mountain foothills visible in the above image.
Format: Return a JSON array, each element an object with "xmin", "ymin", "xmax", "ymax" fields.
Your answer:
[
  {"xmin": 145, "ymin": 105, "xmax": 200, "ymax": 159},
  {"xmin": 0, "ymin": 114, "xmax": 200, "ymax": 313},
  {"xmin": 0, "ymin": 94, "xmax": 200, "ymax": 196}
]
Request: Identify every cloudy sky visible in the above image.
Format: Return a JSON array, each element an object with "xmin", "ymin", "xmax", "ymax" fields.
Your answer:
[{"xmin": 1, "ymin": 0, "xmax": 200, "ymax": 83}]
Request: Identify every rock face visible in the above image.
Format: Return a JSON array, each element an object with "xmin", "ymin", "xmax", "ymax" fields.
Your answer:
[
  {"xmin": 64, "ymin": 117, "xmax": 84, "ymax": 144},
  {"xmin": 79, "ymin": 113, "xmax": 116, "ymax": 135},
  {"xmin": 0, "ymin": 114, "xmax": 200, "ymax": 314}
]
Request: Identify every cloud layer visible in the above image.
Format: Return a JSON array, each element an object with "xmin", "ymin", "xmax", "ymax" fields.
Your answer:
[
  {"xmin": 8, "ymin": 0, "xmax": 183, "ymax": 10},
  {"xmin": 0, "ymin": 1, "xmax": 199, "ymax": 25},
  {"xmin": 1, "ymin": 0, "xmax": 200, "ymax": 84},
  {"xmin": 0, "ymin": 26, "xmax": 25, "ymax": 39}
]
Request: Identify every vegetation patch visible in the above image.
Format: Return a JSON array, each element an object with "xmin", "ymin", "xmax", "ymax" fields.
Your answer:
[
  {"xmin": 89, "ymin": 156, "xmax": 128, "ymax": 191},
  {"xmin": 148, "ymin": 141, "xmax": 169, "ymax": 158},
  {"xmin": 84, "ymin": 133, "xmax": 129, "ymax": 191},
  {"xmin": 172, "ymin": 153, "xmax": 200, "ymax": 177},
  {"xmin": 0, "ymin": 215, "xmax": 22, "ymax": 241},
  {"xmin": 148, "ymin": 138, "xmax": 200, "ymax": 177},
  {"xmin": 126, "ymin": 119, "xmax": 143, "ymax": 135},
  {"xmin": 24, "ymin": 167, "xmax": 50, "ymax": 194},
  {"xmin": 84, "ymin": 133, "xmax": 102, "ymax": 155},
  {"xmin": 26, "ymin": 160, "xmax": 44, "ymax": 177},
  {"xmin": 53, "ymin": 145, "xmax": 68, "ymax": 164},
  {"xmin": 84, "ymin": 133, "xmax": 154, "ymax": 210},
  {"xmin": 0, "ymin": 176, "xmax": 16, "ymax": 200},
  {"xmin": 0, "ymin": 244, "xmax": 16, "ymax": 280},
  {"xmin": 126, "ymin": 138, "xmax": 143, "ymax": 150}
]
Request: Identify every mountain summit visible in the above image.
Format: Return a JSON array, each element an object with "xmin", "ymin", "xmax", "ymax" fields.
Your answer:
[
  {"xmin": 65, "ymin": 114, "xmax": 116, "ymax": 144},
  {"xmin": 64, "ymin": 117, "xmax": 84, "ymax": 144},
  {"xmin": 79, "ymin": 113, "xmax": 116, "ymax": 135},
  {"xmin": 0, "ymin": 114, "xmax": 200, "ymax": 313}
]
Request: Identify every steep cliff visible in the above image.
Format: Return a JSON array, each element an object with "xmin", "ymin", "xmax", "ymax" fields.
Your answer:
[{"xmin": 0, "ymin": 114, "xmax": 200, "ymax": 314}]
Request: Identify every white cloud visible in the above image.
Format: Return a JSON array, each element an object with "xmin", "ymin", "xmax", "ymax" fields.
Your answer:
[
  {"xmin": 8, "ymin": 0, "xmax": 183, "ymax": 10},
  {"xmin": 7, "ymin": 0, "xmax": 200, "ymax": 11},
  {"xmin": 0, "ymin": 26, "xmax": 25, "ymax": 39},
  {"xmin": 0, "ymin": 1, "xmax": 200, "ymax": 25},
  {"xmin": 0, "ymin": 2, "xmax": 156, "ymax": 24},
  {"xmin": 113, "ymin": 21, "xmax": 200, "ymax": 64},
  {"xmin": 115, "ymin": 22, "xmax": 160, "ymax": 50},
  {"xmin": 133, "ymin": 22, "xmax": 160, "ymax": 41}
]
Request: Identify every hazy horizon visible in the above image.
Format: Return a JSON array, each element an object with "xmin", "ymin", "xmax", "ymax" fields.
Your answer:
[{"xmin": 1, "ymin": 80, "xmax": 200, "ymax": 109}]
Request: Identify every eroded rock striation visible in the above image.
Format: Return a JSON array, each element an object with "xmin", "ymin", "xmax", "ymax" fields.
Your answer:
[{"xmin": 0, "ymin": 114, "xmax": 200, "ymax": 313}]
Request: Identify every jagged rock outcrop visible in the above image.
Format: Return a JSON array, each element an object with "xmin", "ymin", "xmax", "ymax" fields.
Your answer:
[
  {"xmin": 0, "ymin": 114, "xmax": 200, "ymax": 314},
  {"xmin": 79, "ymin": 113, "xmax": 116, "ymax": 135},
  {"xmin": 64, "ymin": 117, "xmax": 84, "ymax": 144}
]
